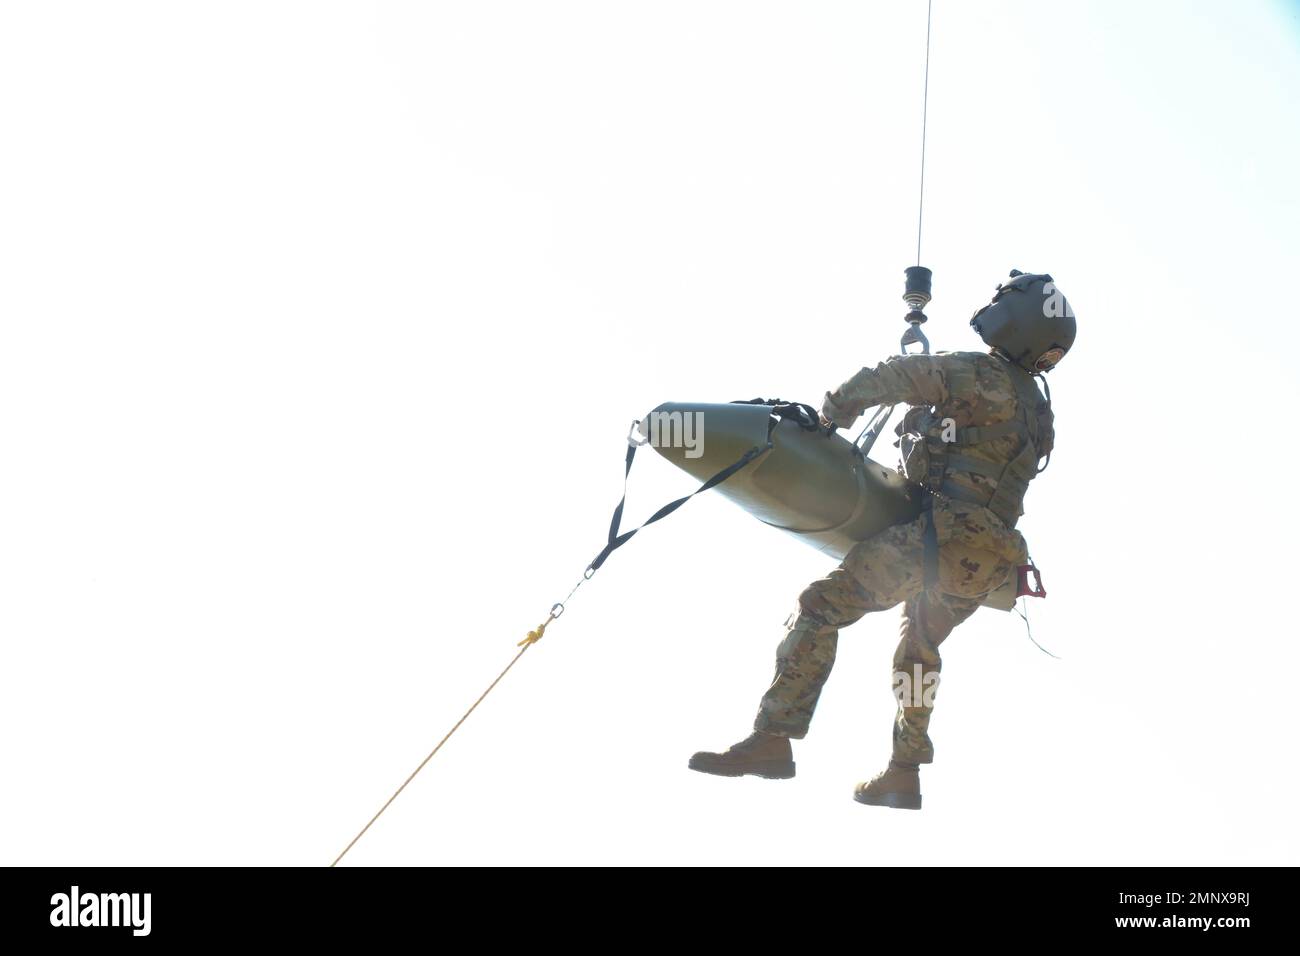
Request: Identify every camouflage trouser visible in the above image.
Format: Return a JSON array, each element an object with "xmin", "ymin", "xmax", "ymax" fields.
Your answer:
[{"xmin": 753, "ymin": 500, "xmax": 1024, "ymax": 764}]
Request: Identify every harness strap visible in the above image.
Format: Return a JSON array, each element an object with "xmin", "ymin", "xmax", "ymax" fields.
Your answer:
[
  {"xmin": 950, "ymin": 419, "xmax": 1025, "ymax": 445},
  {"xmin": 921, "ymin": 491, "xmax": 940, "ymax": 589},
  {"xmin": 938, "ymin": 480, "xmax": 989, "ymax": 505}
]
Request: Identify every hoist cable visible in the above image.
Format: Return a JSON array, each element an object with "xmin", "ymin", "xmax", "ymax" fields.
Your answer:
[{"xmin": 916, "ymin": 0, "xmax": 933, "ymax": 266}]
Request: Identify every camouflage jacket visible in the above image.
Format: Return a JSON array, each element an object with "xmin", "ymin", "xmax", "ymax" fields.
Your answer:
[{"xmin": 821, "ymin": 350, "xmax": 1054, "ymax": 526}]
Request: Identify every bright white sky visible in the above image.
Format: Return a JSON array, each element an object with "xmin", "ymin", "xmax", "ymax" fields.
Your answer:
[{"xmin": 2, "ymin": 0, "xmax": 1298, "ymax": 866}]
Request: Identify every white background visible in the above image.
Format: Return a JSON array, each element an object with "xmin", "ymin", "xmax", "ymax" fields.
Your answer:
[{"xmin": 2, "ymin": 0, "xmax": 1298, "ymax": 866}]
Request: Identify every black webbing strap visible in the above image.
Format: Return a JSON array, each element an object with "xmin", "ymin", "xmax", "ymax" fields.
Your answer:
[
  {"xmin": 731, "ymin": 398, "xmax": 827, "ymax": 433},
  {"xmin": 586, "ymin": 434, "xmax": 770, "ymax": 573},
  {"xmin": 921, "ymin": 490, "xmax": 940, "ymax": 589}
]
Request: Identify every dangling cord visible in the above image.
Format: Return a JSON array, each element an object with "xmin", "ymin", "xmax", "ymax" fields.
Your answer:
[
  {"xmin": 915, "ymin": 0, "xmax": 933, "ymax": 266},
  {"xmin": 329, "ymin": 571, "xmax": 590, "ymax": 867},
  {"xmin": 1014, "ymin": 594, "xmax": 1061, "ymax": 659}
]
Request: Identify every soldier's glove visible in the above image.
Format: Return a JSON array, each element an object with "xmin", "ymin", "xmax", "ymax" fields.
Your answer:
[{"xmin": 820, "ymin": 392, "xmax": 860, "ymax": 429}]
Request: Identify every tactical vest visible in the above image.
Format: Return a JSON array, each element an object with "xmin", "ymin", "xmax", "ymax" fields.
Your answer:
[{"xmin": 897, "ymin": 363, "xmax": 1045, "ymax": 528}]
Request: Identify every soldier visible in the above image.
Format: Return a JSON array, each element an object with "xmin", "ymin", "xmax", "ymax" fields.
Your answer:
[{"xmin": 689, "ymin": 271, "xmax": 1076, "ymax": 808}]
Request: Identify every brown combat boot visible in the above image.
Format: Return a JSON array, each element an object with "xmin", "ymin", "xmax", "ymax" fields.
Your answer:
[
  {"xmin": 853, "ymin": 759, "xmax": 922, "ymax": 809},
  {"xmin": 688, "ymin": 731, "xmax": 795, "ymax": 779}
]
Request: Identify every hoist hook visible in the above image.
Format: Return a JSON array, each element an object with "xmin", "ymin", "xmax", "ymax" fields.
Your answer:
[{"xmin": 901, "ymin": 265, "xmax": 933, "ymax": 355}]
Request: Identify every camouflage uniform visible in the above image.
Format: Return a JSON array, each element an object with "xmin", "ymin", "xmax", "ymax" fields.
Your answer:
[{"xmin": 753, "ymin": 351, "xmax": 1051, "ymax": 765}]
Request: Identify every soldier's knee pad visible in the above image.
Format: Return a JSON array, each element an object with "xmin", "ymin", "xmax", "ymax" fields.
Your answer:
[{"xmin": 796, "ymin": 588, "xmax": 841, "ymax": 627}]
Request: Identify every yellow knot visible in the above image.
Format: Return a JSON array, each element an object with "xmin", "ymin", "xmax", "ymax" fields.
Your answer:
[{"xmin": 518, "ymin": 619, "xmax": 548, "ymax": 647}]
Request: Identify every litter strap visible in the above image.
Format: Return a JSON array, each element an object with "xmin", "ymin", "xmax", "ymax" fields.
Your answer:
[{"xmin": 587, "ymin": 432, "xmax": 769, "ymax": 572}]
